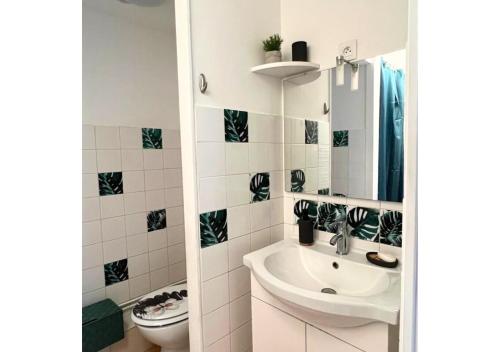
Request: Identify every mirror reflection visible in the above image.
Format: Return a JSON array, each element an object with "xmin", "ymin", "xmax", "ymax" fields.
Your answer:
[{"xmin": 284, "ymin": 49, "xmax": 406, "ymax": 202}]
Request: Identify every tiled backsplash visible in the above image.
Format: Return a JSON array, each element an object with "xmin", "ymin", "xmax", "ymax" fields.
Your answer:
[
  {"xmin": 82, "ymin": 125, "xmax": 186, "ymax": 307},
  {"xmin": 196, "ymin": 106, "xmax": 284, "ymax": 351}
]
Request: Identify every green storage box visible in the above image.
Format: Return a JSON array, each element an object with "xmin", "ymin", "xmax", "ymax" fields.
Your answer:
[{"xmin": 82, "ymin": 299, "xmax": 124, "ymax": 352}]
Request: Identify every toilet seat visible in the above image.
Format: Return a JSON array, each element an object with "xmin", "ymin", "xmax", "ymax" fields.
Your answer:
[{"xmin": 131, "ymin": 283, "xmax": 188, "ymax": 328}]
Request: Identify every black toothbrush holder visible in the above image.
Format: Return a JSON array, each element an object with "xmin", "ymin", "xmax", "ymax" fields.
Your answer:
[
  {"xmin": 298, "ymin": 211, "xmax": 314, "ymax": 246},
  {"xmin": 292, "ymin": 41, "xmax": 308, "ymax": 61}
]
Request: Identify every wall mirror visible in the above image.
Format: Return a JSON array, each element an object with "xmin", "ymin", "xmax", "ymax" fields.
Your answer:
[{"xmin": 284, "ymin": 49, "xmax": 406, "ymax": 202}]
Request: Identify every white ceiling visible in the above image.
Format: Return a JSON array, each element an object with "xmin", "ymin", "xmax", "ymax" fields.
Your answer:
[{"xmin": 83, "ymin": 0, "xmax": 175, "ymax": 32}]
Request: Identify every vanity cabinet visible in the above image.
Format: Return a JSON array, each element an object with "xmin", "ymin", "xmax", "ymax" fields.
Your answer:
[{"xmin": 307, "ymin": 325, "xmax": 363, "ymax": 352}]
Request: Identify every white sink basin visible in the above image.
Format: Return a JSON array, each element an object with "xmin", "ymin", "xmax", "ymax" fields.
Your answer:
[{"xmin": 243, "ymin": 240, "xmax": 400, "ymax": 325}]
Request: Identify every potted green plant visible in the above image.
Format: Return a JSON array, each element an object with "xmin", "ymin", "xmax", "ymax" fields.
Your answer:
[{"xmin": 262, "ymin": 34, "xmax": 283, "ymax": 64}]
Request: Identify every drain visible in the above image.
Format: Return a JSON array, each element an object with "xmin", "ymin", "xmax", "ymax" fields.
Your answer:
[{"xmin": 321, "ymin": 288, "xmax": 337, "ymax": 294}]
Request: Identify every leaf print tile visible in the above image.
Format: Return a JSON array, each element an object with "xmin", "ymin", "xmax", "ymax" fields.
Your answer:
[
  {"xmin": 378, "ymin": 210, "xmax": 402, "ymax": 247},
  {"xmin": 316, "ymin": 202, "xmax": 346, "ymax": 233},
  {"xmin": 147, "ymin": 209, "xmax": 167, "ymax": 232},
  {"xmin": 104, "ymin": 259, "xmax": 128, "ymax": 286},
  {"xmin": 293, "ymin": 199, "xmax": 318, "ymax": 223},
  {"xmin": 142, "ymin": 128, "xmax": 163, "ymax": 149},
  {"xmin": 347, "ymin": 207, "xmax": 380, "ymax": 241},
  {"xmin": 318, "ymin": 188, "xmax": 329, "ymax": 195},
  {"xmin": 224, "ymin": 109, "xmax": 248, "ymax": 142},
  {"xmin": 250, "ymin": 172, "xmax": 270, "ymax": 202},
  {"xmin": 291, "ymin": 169, "xmax": 305, "ymax": 193},
  {"xmin": 98, "ymin": 172, "xmax": 123, "ymax": 196},
  {"xmin": 333, "ymin": 130, "xmax": 348, "ymax": 147},
  {"xmin": 199, "ymin": 209, "xmax": 227, "ymax": 248},
  {"xmin": 305, "ymin": 120, "xmax": 318, "ymax": 144}
]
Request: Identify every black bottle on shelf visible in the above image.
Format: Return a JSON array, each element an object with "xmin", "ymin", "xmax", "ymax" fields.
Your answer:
[{"xmin": 292, "ymin": 41, "xmax": 308, "ymax": 61}]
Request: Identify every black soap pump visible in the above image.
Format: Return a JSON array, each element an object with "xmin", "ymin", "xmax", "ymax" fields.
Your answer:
[{"xmin": 298, "ymin": 211, "xmax": 314, "ymax": 246}]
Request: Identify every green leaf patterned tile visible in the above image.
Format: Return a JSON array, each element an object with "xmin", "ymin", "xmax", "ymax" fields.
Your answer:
[
  {"xmin": 250, "ymin": 172, "xmax": 270, "ymax": 202},
  {"xmin": 104, "ymin": 259, "xmax": 128, "ymax": 286},
  {"xmin": 142, "ymin": 128, "xmax": 163, "ymax": 149},
  {"xmin": 291, "ymin": 169, "xmax": 305, "ymax": 193},
  {"xmin": 305, "ymin": 120, "xmax": 318, "ymax": 144},
  {"xmin": 147, "ymin": 209, "xmax": 167, "ymax": 232},
  {"xmin": 224, "ymin": 109, "xmax": 248, "ymax": 142},
  {"xmin": 318, "ymin": 188, "xmax": 329, "ymax": 195},
  {"xmin": 347, "ymin": 207, "xmax": 380, "ymax": 241},
  {"xmin": 199, "ymin": 209, "xmax": 227, "ymax": 248},
  {"xmin": 293, "ymin": 199, "xmax": 318, "ymax": 223},
  {"xmin": 333, "ymin": 130, "xmax": 349, "ymax": 147},
  {"xmin": 378, "ymin": 210, "xmax": 402, "ymax": 247},
  {"xmin": 316, "ymin": 202, "xmax": 347, "ymax": 233},
  {"xmin": 98, "ymin": 172, "xmax": 123, "ymax": 196}
]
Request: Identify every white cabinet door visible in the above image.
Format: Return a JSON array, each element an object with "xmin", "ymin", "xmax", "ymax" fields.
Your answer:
[
  {"xmin": 307, "ymin": 324, "xmax": 363, "ymax": 352},
  {"xmin": 251, "ymin": 297, "xmax": 306, "ymax": 352}
]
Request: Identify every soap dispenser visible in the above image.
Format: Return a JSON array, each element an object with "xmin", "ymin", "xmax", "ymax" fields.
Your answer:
[{"xmin": 298, "ymin": 211, "xmax": 314, "ymax": 246}]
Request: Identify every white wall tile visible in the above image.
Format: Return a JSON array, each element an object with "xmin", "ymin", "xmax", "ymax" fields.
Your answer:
[
  {"xmin": 169, "ymin": 261, "xmax": 187, "ymax": 283},
  {"xmin": 129, "ymin": 273, "xmax": 151, "ymax": 299},
  {"xmin": 251, "ymin": 228, "xmax": 271, "ymax": 251},
  {"xmin": 101, "ymin": 216, "xmax": 126, "ymax": 241},
  {"xmin": 150, "ymin": 267, "xmax": 169, "ymax": 290},
  {"xmin": 82, "ymin": 244, "xmax": 103, "ymax": 270},
  {"xmin": 250, "ymin": 201, "xmax": 270, "ymax": 232},
  {"xmin": 270, "ymin": 198, "xmax": 284, "ymax": 226},
  {"xmin": 225, "ymin": 143, "xmax": 249, "ymax": 175},
  {"xmin": 83, "ymin": 197, "xmax": 101, "ymax": 222},
  {"xmin": 229, "ymin": 293, "xmax": 251, "ymax": 331},
  {"xmin": 249, "ymin": 143, "xmax": 271, "ymax": 172},
  {"xmin": 164, "ymin": 169, "xmax": 183, "ymax": 188},
  {"xmin": 149, "ymin": 248, "xmax": 168, "ymax": 271},
  {"xmin": 228, "ymin": 266, "xmax": 251, "ymax": 301},
  {"xmin": 165, "ymin": 187, "xmax": 183, "ymax": 208},
  {"xmin": 128, "ymin": 253, "xmax": 150, "ymax": 278},
  {"xmin": 82, "ymin": 150, "xmax": 97, "ymax": 173},
  {"xmin": 82, "ymin": 266, "xmax": 105, "ymax": 293},
  {"xmin": 272, "ymin": 116, "xmax": 283, "ymax": 143},
  {"xmin": 147, "ymin": 229, "xmax": 168, "ymax": 251},
  {"xmin": 203, "ymin": 304, "xmax": 230, "ymax": 346},
  {"xmin": 96, "ymin": 126, "xmax": 121, "ymax": 149},
  {"xmin": 97, "ymin": 150, "xmax": 122, "ymax": 172},
  {"xmin": 292, "ymin": 118, "xmax": 305, "ymax": 144},
  {"xmin": 227, "ymin": 205, "xmax": 250, "ymax": 239},
  {"xmin": 304, "ymin": 167, "xmax": 318, "ymax": 193},
  {"xmin": 228, "ymin": 235, "xmax": 251, "ymax": 271},
  {"xmin": 144, "ymin": 170, "xmax": 164, "ymax": 190},
  {"xmin": 82, "ymin": 221, "xmax": 102, "ymax": 246},
  {"xmin": 143, "ymin": 150, "xmax": 164, "ymax": 170},
  {"xmin": 164, "ymin": 148, "xmax": 182, "ymax": 169},
  {"xmin": 123, "ymin": 171, "xmax": 145, "ymax": 193},
  {"xmin": 199, "ymin": 177, "xmax": 227, "ymax": 213},
  {"xmin": 168, "ymin": 242, "xmax": 186, "ymax": 265},
  {"xmin": 202, "ymin": 273, "xmax": 229, "ymax": 314},
  {"xmin": 121, "ymin": 150, "xmax": 144, "ymax": 171},
  {"xmin": 270, "ymin": 170, "xmax": 284, "ymax": 199},
  {"xmin": 167, "ymin": 206, "xmax": 184, "ymax": 226},
  {"xmin": 102, "ymin": 238, "xmax": 127, "ymax": 264},
  {"xmin": 145, "ymin": 190, "xmax": 165, "ymax": 211},
  {"xmin": 197, "ymin": 142, "xmax": 226, "ymax": 177},
  {"xmin": 249, "ymin": 113, "xmax": 273, "ymax": 143},
  {"xmin": 123, "ymin": 192, "xmax": 146, "ymax": 215},
  {"xmin": 127, "ymin": 233, "xmax": 148, "ymax": 257},
  {"xmin": 270, "ymin": 224, "xmax": 285, "ymax": 243},
  {"xmin": 230, "ymin": 321, "xmax": 252, "ymax": 352},
  {"xmin": 125, "ymin": 212, "xmax": 147, "ymax": 236},
  {"xmin": 284, "ymin": 196, "xmax": 296, "ymax": 224},
  {"xmin": 119, "ymin": 127, "xmax": 142, "ymax": 149},
  {"xmin": 82, "ymin": 125, "xmax": 96, "ymax": 150},
  {"xmin": 205, "ymin": 335, "xmax": 230, "ymax": 352},
  {"xmin": 196, "ymin": 106, "xmax": 224, "ymax": 142},
  {"xmin": 82, "ymin": 288, "xmax": 105, "ymax": 307},
  {"xmin": 164, "ymin": 130, "xmax": 181, "ymax": 149},
  {"xmin": 290, "ymin": 144, "xmax": 306, "ymax": 169},
  {"xmin": 225, "ymin": 174, "xmax": 249, "ymax": 208},
  {"xmin": 201, "ymin": 242, "xmax": 228, "ymax": 282},
  {"xmin": 306, "ymin": 144, "xmax": 319, "ymax": 167},
  {"xmin": 271, "ymin": 143, "xmax": 284, "ymax": 171},
  {"xmin": 167, "ymin": 225, "xmax": 185, "ymax": 246},
  {"xmin": 105, "ymin": 280, "xmax": 130, "ymax": 304},
  {"xmin": 83, "ymin": 174, "xmax": 99, "ymax": 198}
]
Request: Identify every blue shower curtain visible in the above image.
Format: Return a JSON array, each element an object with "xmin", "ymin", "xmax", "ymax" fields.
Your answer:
[{"xmin": 378, "ymin": 60, "xmax": 405, "ymax": 202}]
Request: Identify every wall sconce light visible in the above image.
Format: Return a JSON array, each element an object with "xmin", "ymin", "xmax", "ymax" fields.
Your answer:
[
  {"xmin": 336, "ymin": 56, "xmax": 345, "ymax": 86},
  {"xmin": 336, "ymin": 56, "xmax": 359, "ymax": 91},
  {"xmin": 351, "ymin": 63, "xmax": 359, "ymax": 91}
]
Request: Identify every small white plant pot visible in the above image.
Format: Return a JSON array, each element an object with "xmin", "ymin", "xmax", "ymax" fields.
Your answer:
[{"xmin": 264, "ymin": 50, "xmax": 282, "ymax": 63}]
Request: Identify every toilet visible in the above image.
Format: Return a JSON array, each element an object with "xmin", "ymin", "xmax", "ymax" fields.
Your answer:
[{"xmin": 131, "ymin": 283, "xmax": 189, "ymax": 352}]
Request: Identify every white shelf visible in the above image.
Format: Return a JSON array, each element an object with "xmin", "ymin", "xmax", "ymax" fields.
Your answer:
[{"xmin": 251, "ymin": 61, "xmax": 320, "ymax": 78}]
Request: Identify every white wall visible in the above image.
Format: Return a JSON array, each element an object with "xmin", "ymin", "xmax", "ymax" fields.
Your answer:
[
  {"xmin": 281, "ymin": 0, "xmax": 408, "ymax": 68},
  {"xmin": 190, "ymin": 0, "xmax": 282, "ymax": 115},
  {"xmin": 83, "ymin": 5, "xmax": 180, "ymax": 129}
]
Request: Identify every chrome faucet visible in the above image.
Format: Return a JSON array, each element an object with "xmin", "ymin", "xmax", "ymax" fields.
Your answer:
[{"xmin": 329, "ymin": 218, "xmax": 349, "ymax": 255}]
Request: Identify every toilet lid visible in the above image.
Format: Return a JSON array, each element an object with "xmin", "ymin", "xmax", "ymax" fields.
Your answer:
[{"xmin": 131, "ymin": 283, "xmax": 188, "ymax": 327}]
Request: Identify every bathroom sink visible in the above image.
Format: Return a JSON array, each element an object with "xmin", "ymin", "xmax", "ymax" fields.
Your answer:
[{"xmin": 243, "ymin": 240, "xmax": 401, "ymax": 325}]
